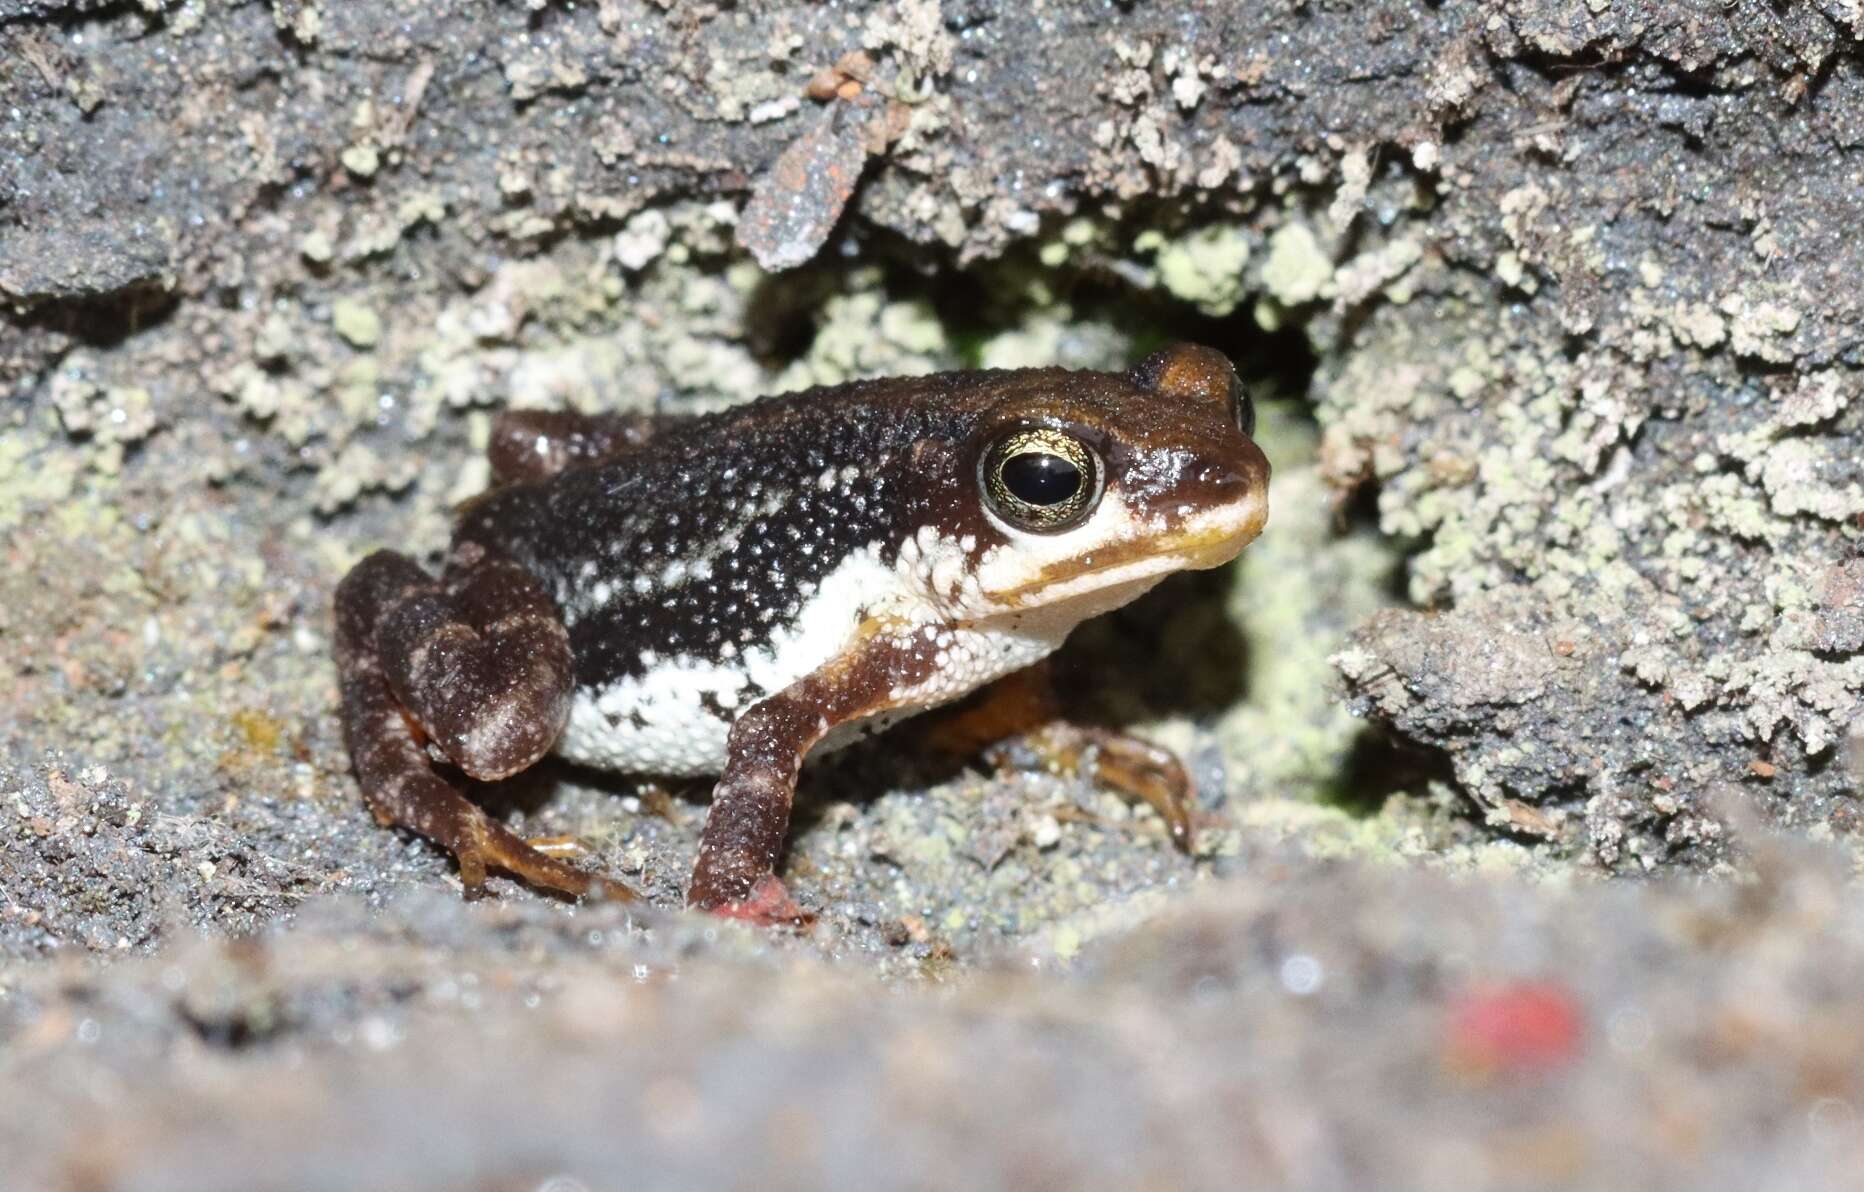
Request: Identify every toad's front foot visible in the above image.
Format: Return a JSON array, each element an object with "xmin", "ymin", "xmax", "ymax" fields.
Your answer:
[
  {"xmin": 990, "ymin": 723, "xmax": 1200, "ymax": 853},
  {"xmin": 918, "ymin": 665, "xmax": 1201, "ymax": 853},
  {"xmin": 692, "ymin": 872, "xmax": 816, "ymax": 929}
]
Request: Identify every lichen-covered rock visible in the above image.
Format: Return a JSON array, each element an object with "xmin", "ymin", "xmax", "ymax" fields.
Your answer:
[
  {"xmin": 1276, "ymin": 3, "xmax": 1864, "ymax": 865},
  {"xmin": 9, "ymin": 0, "xmax": 1864, "ymax": 1179}
]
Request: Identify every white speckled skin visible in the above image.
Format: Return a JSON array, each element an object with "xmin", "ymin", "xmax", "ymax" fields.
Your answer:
[
  {"xmin": 554, "ymin": 493, "xmax": 1259, "ymax": 776},
  {"xmin": 556, "ymin": 542, "xmax": 903, "ymax": 774}
]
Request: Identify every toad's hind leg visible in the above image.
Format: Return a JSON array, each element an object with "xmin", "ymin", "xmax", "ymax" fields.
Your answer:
[{"xmin": 333, "ymin": 549, "xmax": 634, "ymax": 901}]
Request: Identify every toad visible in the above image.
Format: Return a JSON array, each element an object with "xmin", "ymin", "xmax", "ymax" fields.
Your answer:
[{"xmin": 334, "ymin": 343, "xmax": 1270, "ymax": 922}]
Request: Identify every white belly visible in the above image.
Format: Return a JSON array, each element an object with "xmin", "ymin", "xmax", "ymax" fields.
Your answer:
[
  {"xmin": 557, "ymin": 661, "xmax": 742, "ymax": 777},
  {"xmin": 554, "ymin": 615, "xmax": 1078, "ymax": 778},
  {"xmin": 555, "ymin": 545, "xmax": 904, "ymax": 776}
]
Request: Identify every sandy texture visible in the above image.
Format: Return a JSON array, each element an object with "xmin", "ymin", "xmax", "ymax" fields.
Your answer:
[{"xmin": 7, "ymin": 837, "xmax": 1864, "ymax": 1191}]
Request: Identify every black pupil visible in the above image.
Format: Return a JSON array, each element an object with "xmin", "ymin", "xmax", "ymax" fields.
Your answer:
[
  {"xmin": 1001, "ymin": 451, "xmax": 1082, "ymax": 507},
  {"xmin": 1234, "ymin": 391, "xmax": 1256, "ymax": 438}
]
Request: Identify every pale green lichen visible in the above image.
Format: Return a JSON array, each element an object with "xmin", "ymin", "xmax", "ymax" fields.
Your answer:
[
  {"xmin": 976, "ymin": 309, "xmax": 1128, "ymax": 372},
  {"xmin": 0, "ymin": 426, "xmax": 84, "ymax": 533},
  {"xmin": 272, "ymin": 0, "xmax": 320, "ymax": 42},
  {"xmin": 299, "ymin": 230, "xmax": 335, "ymax": 263},
  {"xmin": 1261, "ymin": 223, "xmax": 1332, "ymax": 306},
  {"xmin": 1333, "ymin": 237, "xmax": 1423, "ymax": 307},
  {"xmin": 774, "ymin": 282, "xmax": 950, "ymax": 391},
  {"xmin": 1757, "ymin": 439, "xmax": 1864, "ymax": 521},
  {"xmin": 339, "ymin": 143, "xmax": 379, "ymax": 178},
  {"xmin": 613, "ymin": 209, "xmax": 672, "ymax": 272},
  {"xmin": 1720, "ymin": 290, "xmax": 1803, "ymax": 361},
  {"xmin": 1218, "ymin": 403, "xmax": 1398, "ymax": 803},
  {"xmin": 1669, "ymin": 301, "xmax": 1726, "ymax": 349},
  {"xmin": 1148, "ymin": 224, "xmax": 1253, "ymax": 316},
  {"xmin": 330, "ymin": 298, "xmax": 381, "ymax": 348}
]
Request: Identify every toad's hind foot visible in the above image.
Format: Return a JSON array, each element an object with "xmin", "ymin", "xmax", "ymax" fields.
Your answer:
[
  {"xmin": 348, "ymin": 683, "xmax": 638, "ymax": 901},
  {"xmin": 923, "ymin": 666, "xmax": 1200, "ymax": 853},
  {"xmin": 335, "ymin": 548, "xmax": 639, "ymax": 903},
  {"xmin": 451, "ymin": 808, "xmax": 636, "ymax": 902}
]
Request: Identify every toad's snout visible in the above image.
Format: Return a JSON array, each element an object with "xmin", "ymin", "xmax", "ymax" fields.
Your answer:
[
  {"xmin": 1188, "ymin": 433, "xmax": 1271, "ymax": 513},
  {"xmin": 1174, "ymin": 437, "xmax": 1272, "ymax": 566}
]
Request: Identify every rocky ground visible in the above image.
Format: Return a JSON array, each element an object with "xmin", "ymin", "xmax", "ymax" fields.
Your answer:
[{"xmin": 5, "ymin": 1, "xmax": 1864, "ymax": 1188}]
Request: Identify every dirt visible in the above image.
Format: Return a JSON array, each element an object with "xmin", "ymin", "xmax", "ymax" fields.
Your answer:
[
  {"xmin": 5, "ymin": 834, "xmax": 1864, "ymax": 1191},
  {"xmin": 5, "ymin": 1, "xmax": 1864, "ymax": 1187}
]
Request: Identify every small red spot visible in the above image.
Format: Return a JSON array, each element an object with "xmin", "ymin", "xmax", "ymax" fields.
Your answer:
[
  {"xmin": 1445, "ymin": 981, "xmax": 1583, "ymax": 1077},
  {"xmin": 709, "ymin": 874, "xmax": 815, "ymax": 930}
]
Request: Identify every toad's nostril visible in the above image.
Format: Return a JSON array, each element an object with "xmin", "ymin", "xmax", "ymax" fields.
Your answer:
[{"xmin": 1195, "ymin": 461, "xmax": 1246, "ymax": 494}]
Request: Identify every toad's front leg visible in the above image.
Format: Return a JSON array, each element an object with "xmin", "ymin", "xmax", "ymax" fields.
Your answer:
[{"xmin": 687, "ymin": 626, "xmax": 937, "ymax": 924}]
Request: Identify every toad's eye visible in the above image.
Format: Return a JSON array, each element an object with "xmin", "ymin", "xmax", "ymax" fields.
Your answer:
[
  {"xmin": 1232, "ymin": 384, "xmax": 1256, "ymax": 438},
  {"xmin": 980, "ymin": 428, "xmax": 1103, "ymax": 533}
]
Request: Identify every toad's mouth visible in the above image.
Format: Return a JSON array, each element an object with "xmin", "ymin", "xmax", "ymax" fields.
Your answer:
[{"xmin": 982, "ymin": 489, "xmax": 1269, "ymax": 611}]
